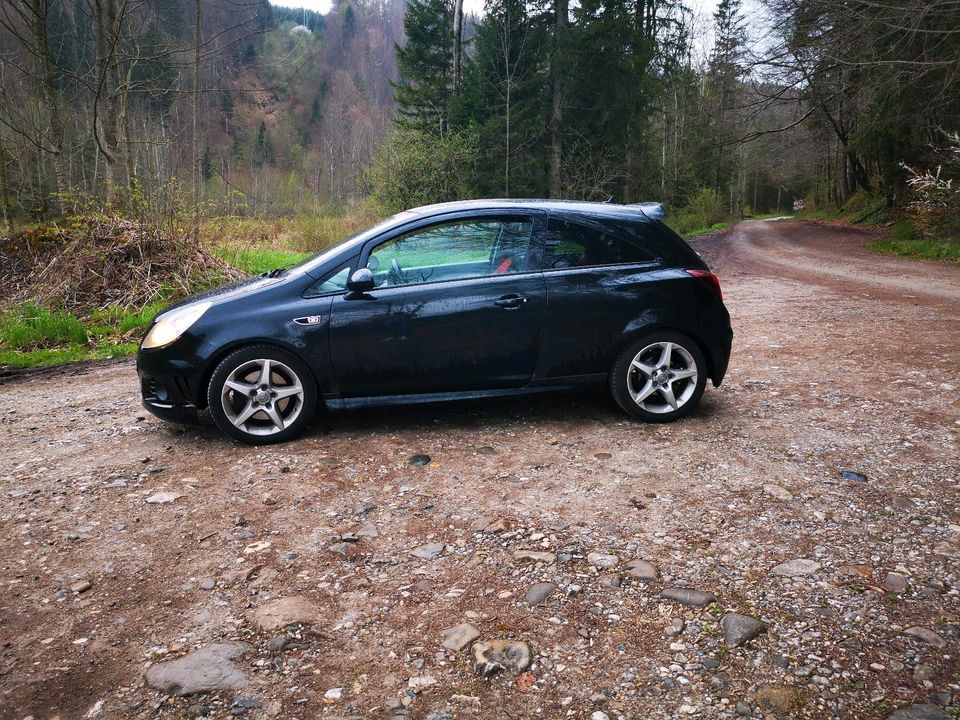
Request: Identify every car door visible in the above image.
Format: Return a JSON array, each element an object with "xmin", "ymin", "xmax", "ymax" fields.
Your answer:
[
  {"xmin": 328, "ymin": 214, "xmax": 547, "ymax": 397},
  {"xmin": 537, "ymin": 216, "xmax": 666, "ymax": 379}
]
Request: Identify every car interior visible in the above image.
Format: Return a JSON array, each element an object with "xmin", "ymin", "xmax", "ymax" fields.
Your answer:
[{"xmin": 366, "ymin": 219, "xmax": 534, "ymax": 287}]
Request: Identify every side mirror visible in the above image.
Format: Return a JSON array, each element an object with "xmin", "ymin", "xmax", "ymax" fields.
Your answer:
[{"xmin": 346, "ymin": 267, "xmax": 375, "ymax": 292}]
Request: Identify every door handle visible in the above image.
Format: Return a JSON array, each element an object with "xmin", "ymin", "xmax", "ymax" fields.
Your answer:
[{"xmin": 494, "ymin": 294, "xmax": 527, "ymax": 309}]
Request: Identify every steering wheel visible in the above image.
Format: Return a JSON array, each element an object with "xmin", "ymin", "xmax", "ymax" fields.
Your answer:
[{"xmin": 388, "ymin": 257, "xmax": 406, "ymax": 285}]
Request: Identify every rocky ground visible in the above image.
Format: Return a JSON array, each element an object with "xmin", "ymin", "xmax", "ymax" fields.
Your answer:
[{"xmin": 0, "ymin": 220, "xmax": 958, "ymax": 720}]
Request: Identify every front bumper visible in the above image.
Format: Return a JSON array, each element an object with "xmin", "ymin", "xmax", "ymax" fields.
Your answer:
[
  {"xmin": 142, "ymin": 395, "xmax": 200, "ymax": 425},
  {"xmin": 137, "ymin": 334, "xmax": 214, "ymax": 426}
]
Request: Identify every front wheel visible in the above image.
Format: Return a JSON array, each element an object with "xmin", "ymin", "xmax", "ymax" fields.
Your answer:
[
  {"xmin": 208, "ymin": 345, "xmax": 317, "ymax": 444},
  {"xmin": 609, "ymin": 331, "xmax": 707, "ymax": 423}
]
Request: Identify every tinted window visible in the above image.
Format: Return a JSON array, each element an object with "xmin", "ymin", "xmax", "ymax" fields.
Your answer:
[
  {"xmin": 367, "ymin": 219, "xmax": 534, "ymax": 287},
  {"xmin": 545, "ymin": 219, "xmax": 655, "ymax": 269}
]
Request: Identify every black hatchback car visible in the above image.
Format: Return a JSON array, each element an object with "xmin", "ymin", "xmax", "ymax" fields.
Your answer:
[{"xmin": 137, "ymin": 200, "xmax": 732, "ymax": 444}]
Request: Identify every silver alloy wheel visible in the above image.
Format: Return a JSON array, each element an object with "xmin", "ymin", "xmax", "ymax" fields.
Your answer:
[
  {"xmin": 626, "ymin": 341, "xmax": 699, "ymax": 414},
  {"xmin": 220, "ymin": 358, "xmax": 305, "ymax": 436}
]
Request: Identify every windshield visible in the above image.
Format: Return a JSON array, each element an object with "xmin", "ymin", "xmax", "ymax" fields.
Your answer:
[{"xmin": 286, "ymin": 210, "xmax": 420, "ymax": 276}]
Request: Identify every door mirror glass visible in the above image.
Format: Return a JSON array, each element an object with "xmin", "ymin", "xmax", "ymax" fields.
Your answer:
[{"xmin": 347, "ymin": 267, "xmax": 375, "ymax": 292}]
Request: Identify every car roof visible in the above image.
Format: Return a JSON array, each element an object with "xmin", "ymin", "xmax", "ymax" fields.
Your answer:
[
  {"xmin": 409, "ymin": 199, "xmax": 665, "ymax": 222},
  {"xmin": 296, "ymin": 199, "xmax": 666, "ymax": 277}
]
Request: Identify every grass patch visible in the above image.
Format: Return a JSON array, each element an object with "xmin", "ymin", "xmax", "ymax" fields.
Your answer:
[
  {"xmin": 870, "ymin": 219, "xmax": 960, "ymax": 263},
  {"xmin": 0, "ymin": 342, "xmax": 137, "ymax": 370},
  {"xmin": 212, "ymin": 247, "xmax": 312, "ymax": 274},
  {"xmin": 682, "ymin": 220, "xmax": 733, "ymax": 239},
  {"xmin": 86, "ymin": 302, "xmax": 167, "ymax": 339},
  {"xmin": 0, "ymin": 301, "xmax": 161, "ymax": 371},
  {"xmin": 0, "ymin": 304, "xmax": 88, "ymax": 350}
]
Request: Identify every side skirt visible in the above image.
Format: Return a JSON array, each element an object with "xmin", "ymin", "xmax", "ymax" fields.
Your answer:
[{"xmin": 323, "ymin": 374, "xmax": 606, "ymax": 411}]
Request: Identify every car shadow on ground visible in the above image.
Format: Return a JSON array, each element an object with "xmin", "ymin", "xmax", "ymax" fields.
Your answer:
[{"xmin": 181, "ymin": 386, "xmax": 726, "ymax": 446}]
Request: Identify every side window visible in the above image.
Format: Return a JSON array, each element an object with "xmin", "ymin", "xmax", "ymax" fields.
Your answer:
[
  {"xmin": 366, "ymin": 218, "xmax": 533, "ymax": 287},
  {"xmin": 303, "ymin": 265, "xmax": 352, "ymax": 297},
  {"xmin": 545, "ymin": 219, "xmax": 655, "ymax": 269}
]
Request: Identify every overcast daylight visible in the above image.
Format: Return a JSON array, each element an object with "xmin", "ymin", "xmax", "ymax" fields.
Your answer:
[{"xmin": 1, "ymin": 0, "xmax": 958, "ymax": 718}]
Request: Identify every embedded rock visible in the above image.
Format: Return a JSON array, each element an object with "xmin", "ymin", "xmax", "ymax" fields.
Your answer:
[
  {"xmin": 145, "ymin": 642, "xmax": 252, "ymax": 696},
  {"xmin": 251, "ymin": 596, "xmax": 321, "ymax": 631}
]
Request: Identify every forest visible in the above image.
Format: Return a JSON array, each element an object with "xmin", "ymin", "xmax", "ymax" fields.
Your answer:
[{"xmin": 0, "ymin": 0, "xmax": 958, "ymax": 367}]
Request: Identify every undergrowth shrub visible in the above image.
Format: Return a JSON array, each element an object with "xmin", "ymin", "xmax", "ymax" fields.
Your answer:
[{"xmin": 1, "ymin": 186, "xmax": 242, "ymax": 310}]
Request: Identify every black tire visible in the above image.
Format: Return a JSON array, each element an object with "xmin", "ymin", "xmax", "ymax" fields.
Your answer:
[
  {"xmin": 207, "ymin": 344, "xmax": 317, "ymax": 444},
  {"xmin": 609, "ymin": 330, "xmax": 708, "ymax": 423}
]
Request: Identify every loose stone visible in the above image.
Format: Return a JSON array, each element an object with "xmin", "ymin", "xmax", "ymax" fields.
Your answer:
[
  {"xmin": 411, "ymin": 542, "xmax": 445, "ymax": 560},
  {"xmin": 770, "ymin": 559, "xmax": 821, "ymax": 577},
  {"xmin": 903, "ymin": 626, "xmax": 946, "ymax": 648},
  {"xmin": 625, "ymin": 559, "xmax": 658, "ymax": 581},
  {"xmin": 526, "ymin": 582, "xmax": 557, "ymax": 607},
  {"xmin": 441, "ymin": 623, "xmax": 481, "ymax": 651},
  {"xmin": 587, "ymin": 552, "xmax": 618, "ymax": 569},
  {"xmin": 660, "ymin": 587, "xmax": 716, "ymax": 607},
  {"xmin": 721, "ymin": 613, "xmax": 767, "ymax": 648},
  {"xmin": 882, "ymin": 572, "xmax": 909, "ymax": 594}
]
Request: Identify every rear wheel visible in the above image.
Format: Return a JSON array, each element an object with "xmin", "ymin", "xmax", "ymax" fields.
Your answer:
[
  {"xmin": 208, "ymin": 345, "xmax": 317, "ymax": 444},
  {"xmin": 609, "ymin": 331, "xmax": 707, "ymax": 422}
]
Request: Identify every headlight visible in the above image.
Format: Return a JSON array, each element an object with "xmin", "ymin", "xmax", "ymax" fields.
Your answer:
[{"xmin": 141, "ymin": 302, "xmax": 211, "ymax": 349}]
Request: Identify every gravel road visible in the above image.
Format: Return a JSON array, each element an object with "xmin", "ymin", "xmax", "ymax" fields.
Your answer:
[{"xmin": 1, "ymin": 220, "xmax": 958, "ymax": 720}]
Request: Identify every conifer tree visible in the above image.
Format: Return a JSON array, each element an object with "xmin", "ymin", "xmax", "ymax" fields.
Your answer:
[{"xmin": 394, "ymin": 0, "xmax": 455, "ymax": 135}]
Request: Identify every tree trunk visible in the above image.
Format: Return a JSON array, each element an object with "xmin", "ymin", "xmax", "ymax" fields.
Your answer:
[
  {"xmin": 0, "ymin": 147, "xmax": 13, "ymax": 237},
  {"xmin": 94, "ymin": 0, "xmax": 124, "ymax": 201},
  {"xmin": 453, "ymin": 0, "xmax": 464, "ymax": 96},
  {"xmin": 548, "ymin": 0, "xmax": 567, "ymax": 198},
  {"xmin": 504, "ymin": 77, "xmax": 510, "ymax": 197},
  {"xmin": 30, "ymin": 0, "xmax": 70, "ymax": 204},
  {"xmin": 192, "ymin": 0, "xmax": 202, "ymax": 239}
]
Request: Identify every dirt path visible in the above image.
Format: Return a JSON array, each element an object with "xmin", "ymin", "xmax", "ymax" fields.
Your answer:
[{"xmin": 1, "ymin": 220, "xmax": 958, "ymax": 720}]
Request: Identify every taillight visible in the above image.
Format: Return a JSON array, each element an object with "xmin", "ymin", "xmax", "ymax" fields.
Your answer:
[{"xmin": 685, "ymin": 268, "xmax": 722, "ymax": 300}]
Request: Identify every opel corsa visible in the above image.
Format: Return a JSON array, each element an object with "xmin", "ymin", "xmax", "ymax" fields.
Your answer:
[{"xmin": 137, "ymin": 200, "xmax": 733, "ymax": 444}]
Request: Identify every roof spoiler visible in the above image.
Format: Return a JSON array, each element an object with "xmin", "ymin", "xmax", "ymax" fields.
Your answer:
[{"xmin": 629, "ymin": 202, "xmax": 665, "ymax": 221}]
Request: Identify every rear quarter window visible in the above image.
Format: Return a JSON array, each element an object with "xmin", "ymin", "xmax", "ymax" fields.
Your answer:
[
  {"xmin": 644, "ymin": 220, "xmax": 705, "ymax": 267},
  {"xmin": 545, "ymin": 218, "xmax": 656, "ymax": 269}
]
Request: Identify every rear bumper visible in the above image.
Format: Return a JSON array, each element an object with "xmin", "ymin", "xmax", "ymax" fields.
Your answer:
[{"xmin": 710, "ymin": 327, "xmax": 733, "ymax": 386}]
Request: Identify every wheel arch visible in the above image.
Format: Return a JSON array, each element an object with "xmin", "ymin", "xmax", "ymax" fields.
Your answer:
[{"xmin": 196, "ymin": 339, "xmax": 323, "ymax": 410}]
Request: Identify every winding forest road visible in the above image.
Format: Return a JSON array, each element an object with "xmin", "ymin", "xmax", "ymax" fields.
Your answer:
[{"xmin": 1, "ymin": 220, "xmax": 958, "ymax": 720}]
